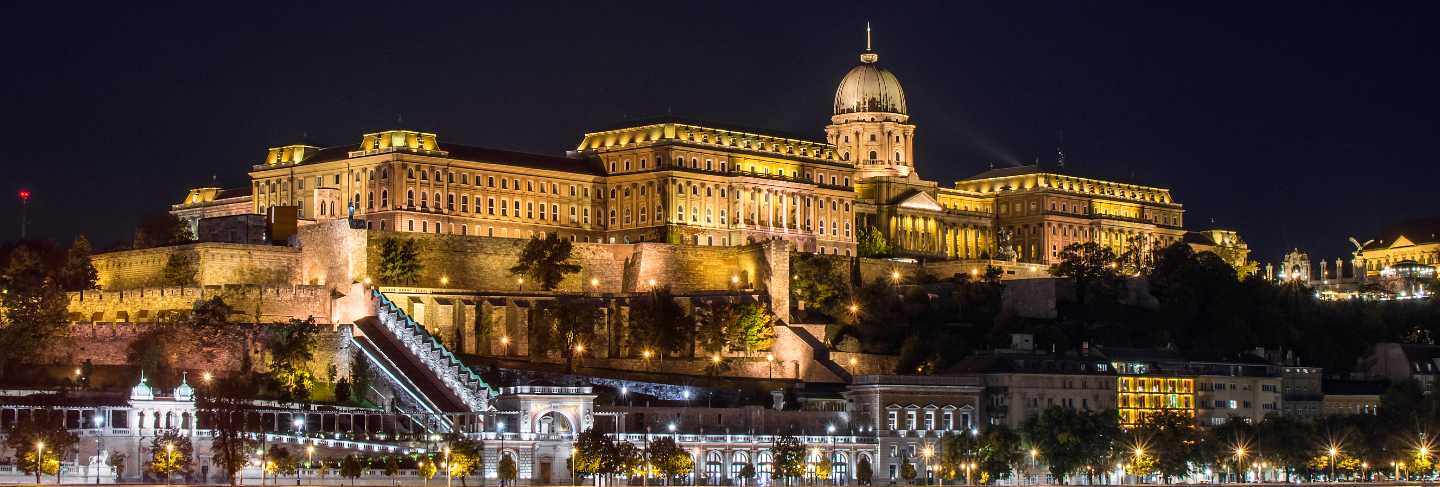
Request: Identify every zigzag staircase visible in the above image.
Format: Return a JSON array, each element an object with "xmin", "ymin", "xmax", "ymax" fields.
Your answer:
[{"xmin": 351, "ymin": 289, "xmax": 494, "ymax": 432}]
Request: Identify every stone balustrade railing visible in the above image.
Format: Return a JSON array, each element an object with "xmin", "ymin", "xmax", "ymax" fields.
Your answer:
[{"xmin": 372, "ymin": 290, "xmax": 492, "ymax": 412}]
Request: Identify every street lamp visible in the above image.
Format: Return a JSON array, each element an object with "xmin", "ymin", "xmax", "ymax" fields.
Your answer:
[
  {"xmin": 93, "ymin": 415, "xmax": 106, "ymax": 485},
  {"xmin": 921, "ymin": 445, "xmax": 934, "ymax": 485},
  {"xmin": 765, "ymin": 353, "xmax": 775, "ymax": 380},
  {"xmin": 165, "ymin": 443, "xmax": 175, "ymax": 486},
  {"xmin": 1328, "ymin": 447, "xmax": 1339, "ymax": 482},
  {"xmin": 445, "ymin": 446, "xmax": 453, "ymax": 487},
  {"xmin": 1233, "ymin": 447, "xmax": 1246, "ymax": 483},
  {"xmin": 34, "ymin": 441, "xmax": 44, "ymax": 485},
  {"xmin": 1029, "ymin": 449, "xmax": 1038, "ymax": 485},
  {"xmin": 500, "ymin": 335, "xmax": 511, "ymax": 356},
  {"xmin": 571, "ymin": 447, "xmax": 578, "ymax": 487}
]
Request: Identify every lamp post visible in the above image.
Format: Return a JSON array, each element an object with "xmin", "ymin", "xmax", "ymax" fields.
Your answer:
[
  {"xmin": 571, "ymin": 447, "xmax": 578, "ymax": 487},
  {"xmin": 1233, "ymin": 447, "xmax": 1246, "ymax": 484},
  {"xmin": 305, "ymin": 445, "xmax": 314, "ymax": 486},
  {"xmin": 1133, "ymin": 447, "xmax": 1145, "ymax": 485},
  {"xmin": 34, "ymin": 441, "xmax": 44, "ymax": 485},
  {"xmin": 921, "ymin": 445, "xmax": 933, "ymax": 486},
  {"xmin": 94, "ymin": 415, "xmax": 105, "ymax": 485},
  {"xmin": 765, "ymin": 354, "xmax": 774, "ymax": 380},
  {"xmin": 1327, "ymin": 447, "xmax": 1338, "ymax": 482},
  {"xmin": 1028, "ymin": 449, "xmax": 1038, "ymax": 485},
  {"xmin": 445, "ymin": 446, "xmax": 453, "ymax": 487},
  {"xmin": 165, "ymin": 443, "xmax": 175, "ymax": 487}
]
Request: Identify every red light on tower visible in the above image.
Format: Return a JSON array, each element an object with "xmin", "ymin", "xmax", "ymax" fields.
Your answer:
[{"xmin": 18, "ymin": 190, "xmax": 30, "ymax": 201}]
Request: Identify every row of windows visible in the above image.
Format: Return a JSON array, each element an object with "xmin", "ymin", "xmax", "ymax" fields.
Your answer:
[{"xmin": 884, "ymin": 410, "xmax": 973, "ymax": 432}]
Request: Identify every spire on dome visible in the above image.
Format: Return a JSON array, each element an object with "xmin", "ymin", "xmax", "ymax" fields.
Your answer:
[
  {"xmin": 130, "ymin": 370, "xmax": 154, "ymax": 401},
  {"xmin": 860, "ymin": 23, "xmax": 879, "ymax": 64},
  {"xmin": 174, "ymin": 371, "xmax": 195, "ymax": 401}
]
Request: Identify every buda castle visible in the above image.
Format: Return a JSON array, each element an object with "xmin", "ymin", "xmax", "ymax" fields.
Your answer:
[{"xmin": 174, "ymin": 30, "xmax": 1185, "ymax": 267}]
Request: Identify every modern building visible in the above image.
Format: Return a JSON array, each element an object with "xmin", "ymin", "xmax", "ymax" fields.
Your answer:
[
  {"xmin": 1187, "ymin": 355, "xmax": 1283, "ymax": 425},
  {"xmin": 946, "ymin": 337, "xmax": 1116, "ymax": 429}
]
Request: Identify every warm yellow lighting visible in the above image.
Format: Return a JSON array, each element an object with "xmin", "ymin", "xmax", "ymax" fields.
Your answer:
[
  {"xmin": 74, "ymin": 368, "xmax": 81, "ymax": 376},
  {"xmin": 500, "ymin": 336, "xmax": 510, "ymax": 345},
  {"xmin": 890, "ymin": 270, "xmax": 902, "ymax": 282},
  {"xmin": 363, "ymin": 276, "xmax": 372, "ymax": 286},
  {"xmin": 710, "ymin": 355, "xmax": 721, "ymax": 364},
  {"xmin": 574, "ymin": 344, "xmax": 586, "ymax": 353},
  {"xmin": 847, "ymin": 304, "xmax": 859, "ymax": 313},
  {"xmin": 765, "ymin": 353, "xmax": 774, "ymax": 362},
  {"xmin": 590, "ymin": 277, "xmax": 600, "ymax": 287},
  {"xmin": 647, "ymin": 278, "xmax": 657, "ymax": 287},
  {"xmin": 440, "ymin": 276, "xmax": 450, "ymax": 286},
  {"xmin": 1328, "ymin": 447, "xmax": 1339, "ymax": 456},
  {"xmin": 642, "ymin": 349, "xmax": 653, "ymax": 359},
  {"xmin": 849, "ymin": 357, "xmax": 858, "ymax": 366},
  {"xmin": 730, "ymin": 275, "xmax": 740, "ymax": 284},
  {"xmin": 202, "ymin": 371, "xmax": 213, "ymax": 382}
]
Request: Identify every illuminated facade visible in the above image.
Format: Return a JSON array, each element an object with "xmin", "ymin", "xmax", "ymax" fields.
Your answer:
[
  {"xmin": 1115, "ymin": 375, "xmax": 1195, "ymax": 426},
  {"xmin": 174, "ymin": 28, "xmax": 1183, "ymax": 264}
]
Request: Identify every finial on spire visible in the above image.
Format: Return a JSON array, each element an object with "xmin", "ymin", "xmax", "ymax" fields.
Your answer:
[{"xmin": 859, "ymin": 23, "xmax": 879, "ymax": 63}]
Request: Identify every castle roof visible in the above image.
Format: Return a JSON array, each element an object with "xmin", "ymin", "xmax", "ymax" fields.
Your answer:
[{"xmin": 264, "ymin": 139, "xmax": 603, "ymax": 176}]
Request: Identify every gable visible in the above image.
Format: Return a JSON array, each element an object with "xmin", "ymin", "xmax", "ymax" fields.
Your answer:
[
  {"xmin": 897, "ymin": 191, "xmax": 943, "ymax": 212},
  {"xmin": 1390, "ymin": 235, "xmax": 1416, "ymax": 249}
]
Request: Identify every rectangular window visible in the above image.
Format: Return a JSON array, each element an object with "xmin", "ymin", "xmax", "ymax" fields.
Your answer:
[
  {"xmin": 943, "ymin": 412, "xmax": 953, "ymax": 430},
  {"xmin": 907, "ymin": 411, "xmax": 917, "ymax": 430},
  {"xmin": 500, "ymin": 199, "xmax": 508, "ymax": 216},
  {"xmin": 924, "ymin": 411, "xmax": 934, "ymax": 430},
  {"xmin": 887, "ymin": 411, "xmax": 897, "ymax": 430},
  {"xmin": 488, "ymin": 198, "xmax": 496, "ymax": 215}
]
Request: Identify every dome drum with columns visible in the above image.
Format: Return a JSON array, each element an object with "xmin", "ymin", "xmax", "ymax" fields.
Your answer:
[{"xmin": 827, "ymin": 24, "xmax": 916, "ymax": 181}]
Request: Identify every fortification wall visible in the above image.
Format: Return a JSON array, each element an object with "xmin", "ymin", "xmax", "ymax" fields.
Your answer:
[
  {"xmin": 360, "ymin": 232, "xmax": 790, "ymax": 321},
  {"xmin": 66, "ymin": 285, "xmax": 331, "ymax": 324},
  {"xmin": 37, "ymin": 322, "xmax": 350, "ymax": 379},
  {"xmin": 92, "ymin": 243, "xmax": 301, "ymax": 290}
]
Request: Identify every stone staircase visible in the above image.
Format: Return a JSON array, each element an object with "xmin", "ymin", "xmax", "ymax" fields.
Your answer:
[{"xmin": 364, "ymin": 289, "xmax": 493, "ymax": 412}]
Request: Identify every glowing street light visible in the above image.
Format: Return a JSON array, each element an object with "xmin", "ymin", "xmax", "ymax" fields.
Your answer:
[
  {"xmin": 34, "ymin": 441, "xmax": 44, "ymax": 485},
  {"xmin": 1328, "ymin": 446, "xmax": 1340, "ymax": 481}
]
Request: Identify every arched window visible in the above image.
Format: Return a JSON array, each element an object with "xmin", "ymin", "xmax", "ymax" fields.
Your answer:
[
  {"xmin": 381, "ymin": 190, "xmax": 389, "ymax": 208},
  {"xmin": 433, "ymin": 170, "xmax": 441, "ymax": 181},
  {"xmin": 869, "ymin": 151, "xmax": 878, "ymax": 161},
  {"xmin": 406, "ymin": 168, "xmax": 414, "ymax": 179},
  {"xmin": 406, "ymin": 190, "xmax": 414, "ymax": 207},
  {"xmin": 419, "ymin": 192, "xmax": 427, "ymax": 208},
  {"xmin": 381, "ymin": 168, "xmax": 389, "ymax": 179},
  {"xmin": 367, "ymin": 192, "xmax": 374, "ymax": 209}
]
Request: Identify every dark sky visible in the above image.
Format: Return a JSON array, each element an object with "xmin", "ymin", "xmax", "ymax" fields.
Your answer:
[{"xmin": 2, "ymin": 1, "xmax": 1435, "ymax": 264}]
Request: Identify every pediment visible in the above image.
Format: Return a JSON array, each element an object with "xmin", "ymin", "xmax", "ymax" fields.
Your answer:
[
  {"xmin": 1390, "ymin": 236, "xmax": 1416, "ymax": 249},
  {"xmin": 897, "ymin": 191, "xmax": 944, "ymax": 212}
]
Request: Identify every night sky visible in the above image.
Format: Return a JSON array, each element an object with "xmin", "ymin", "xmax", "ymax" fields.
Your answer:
[{"xmin": 2, "ymin": 1, "xmax": 1435, "ymax": 264}]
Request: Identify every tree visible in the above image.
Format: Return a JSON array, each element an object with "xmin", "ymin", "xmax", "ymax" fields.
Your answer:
[
  {"xmin": 649, "ymin": 437, "xmax": 693, "ymax": 485},
  {"xmin": 729, "ymin": 302, "xmax": 775, "ymax": 354},
  {"xmin": 615, "ymin": 441, "xmax": 644, "ymax": 480},
  {"xmin": 856, "ymin": 456, "xmax": 873, "ymax": 485},
  {"xmin": 267, "ymin": 445, "xmax": 296, "ymax": 480},
  {"xmin": 448, "ymin": 437, "xmax": 486, "ymax": 486},
  {"xmin": 1129, "ymin": 410, "xmax": 1202, "ymax": 483},
  {"xmin": 59, "ymin": 235, "xmax": 99, "ymax": 291},
  {"xmin": 377, "ymin": 237, "xmax": 422, "ymax": 285},
  {"xmin": 790, "ymin": 253, "xmax": 851, "ymax": 321},
  {"xmin": 147, "ymin": 429, "xmax": 194, "ymax": 482},
  {"xmin": 816, "ymin": 456, "xmax": 834, "ymax": 482},
  {"xmin": 1023, "ymin": 407, "xmax": 1120, "ymax": 484},
  {"xmin": 628, "ymin": 288, "xmax": 690, "ymax": 358},
  {"xmin": 498, "ymin": 454, "xmax": 518, "ymax": 486},
  {"xmin": 900, "ymin": 457, "xmax": 917, "ymax": 483},
  {"xmin": 134, "ymin": 212, "xmax": 193, "ymax": 249},
  {"xmin": 509, "ymin": 234, "xmax": 582, "ymax": 291},
  {"xmin": 739, "ymin": 462, "xmax": 756, "ymax": 485},
  {"xmin": 382, "ymin": 455, "xmax": 401, "ymax": 485},
  {"xmin": 531, "ymin": 296, "xmax": 600, "ymax": 371},
  {"xmin": 418, "ymin": 457, "xmax": 439, "ymax": 484},
  {"xmin": 350, "ymin": 349, "xmax": 373, "ymax": 404},
  {"xmin": 107, "ymin": 451, "xmax": 128, "ymax": 481},
  {"xmin": 1050, "ymin": 242, "xmax": 1122, "ymax": 308},
  {"xmin": 772, "ymin": 435, "xmax": 807, "ymax": 484},
  {"xmin": 198, "ymin": 374, "xmax": 260, "ymax": 485},
  {"xmin": 265, "ymin": 317, "xmax": 320, "ymax": 404},
  {"xmin": 695, "ymin": 300, "xmax": 733, "ymax": 356},
  {"xmin": 340, "ymin": 455, "xmax": 366, "ymax": 485},
  {"xmin": 5, "ymin": 412, "xmax": 78, "ymax": 483},
  {"xmin": 857, "ymin": 225, "xmax": 891, "ymax": 258},
  {"xmin": 160, "ymin": 253, "xmax": 198, "ymax": 286},
  {"xmin": 0, "ymin": 247, "xmax": 69, "ymax": 377},
  {"xmin": 573, "ymin": 428, "xmax": 613, "ymax": 480}
]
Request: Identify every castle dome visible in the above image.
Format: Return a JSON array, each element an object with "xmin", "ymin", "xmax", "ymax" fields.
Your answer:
[{"xmin": 833, "ymin": 60, "xmax": 908, "ymax": 116}]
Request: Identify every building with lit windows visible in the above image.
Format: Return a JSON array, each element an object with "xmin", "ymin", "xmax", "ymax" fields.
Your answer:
[{"xmin": 171, "ymin": 27, "xmax": 1182, "ymax": 266}]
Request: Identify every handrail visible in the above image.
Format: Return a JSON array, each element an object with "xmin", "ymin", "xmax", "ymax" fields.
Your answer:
[{"xmin": 371, "ymin": 290, "xmax": 493, "ymax": 412}]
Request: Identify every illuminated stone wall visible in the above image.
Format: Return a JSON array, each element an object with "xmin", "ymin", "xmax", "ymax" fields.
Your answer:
[
  {"xmin": 65, "ymin": 285, "xmax": 330, "ymax": 324},
  {"xmin": 40, "ymin": 322, "xmax": 350, "ymax": 379},
  {"xmin": 92, "ymin": 243, "xmax": 301, "ymax": 290}
]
